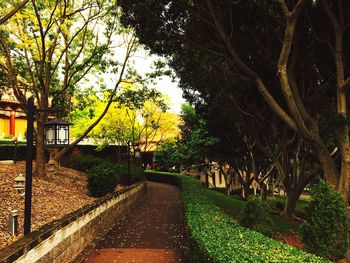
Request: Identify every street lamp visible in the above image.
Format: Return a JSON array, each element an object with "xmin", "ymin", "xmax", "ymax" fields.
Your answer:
[
  {"xmin": 12, "ymin": 136, "xmax": 18, "ymax": 163},
  {"xmin": 44, "ymin": 119, "xmax": 72, "ymax": 147},
  {"xmin": 127, "ymin": 141, "xmax": 132, "ymax": 183},
  {"xmin": 24, "ymin": 98, "xmax": 71, "ymax": 235},
  {"xmin": 134, "ymin": 146, "xmax": 141, "ymax": 164}
]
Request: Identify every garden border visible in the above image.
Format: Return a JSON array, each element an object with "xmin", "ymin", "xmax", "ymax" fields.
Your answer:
[{"xmin": 0, "ymin": 180, "xmax": 146, "ymax": 263}]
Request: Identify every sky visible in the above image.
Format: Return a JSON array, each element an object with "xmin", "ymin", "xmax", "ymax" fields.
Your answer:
[
  {"xmin": 87, "ymin": 31, "xmax": 186, "ymax": 114},
  {"xmin": 132, "ymin": 50, "xmax": 186, "ymax": 114}
]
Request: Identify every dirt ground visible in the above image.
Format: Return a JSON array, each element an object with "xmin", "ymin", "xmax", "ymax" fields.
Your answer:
[{"xmin": 0, "ymin": 161, "xmax": 96, "ymax": 250}]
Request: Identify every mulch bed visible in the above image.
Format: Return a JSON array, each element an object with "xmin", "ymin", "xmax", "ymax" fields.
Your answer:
[
  {"xmin": 274, "ymin": 232, "xmax": 303, "ymax": 250},
  {"xmin": 0, "ymin": 161, "xmax": 96, "ymax": 250}
]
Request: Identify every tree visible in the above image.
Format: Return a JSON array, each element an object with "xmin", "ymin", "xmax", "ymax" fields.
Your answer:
[
  {"xmin": 177, "ymin": 104, "xmax": 219, "ymax": 186},
  {"xmin": 154, "ymin": 140, "xmax": 182, "ymax": 172},
  {"xmin": 118, "ymin": 0, "xmax": 350, "ymax": 204},
  {"xmin": 0, "ymin": 0, "xmax": 138, "ymax": 177},
  {"xmin": 71, "ymin": 86, "xmax": 180, "ymax": 154}
]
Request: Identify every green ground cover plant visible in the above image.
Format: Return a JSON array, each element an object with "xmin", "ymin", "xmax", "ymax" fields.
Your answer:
[{"xmin": 145, "ymin": 170, "xmax": 328, "ymax": 263}]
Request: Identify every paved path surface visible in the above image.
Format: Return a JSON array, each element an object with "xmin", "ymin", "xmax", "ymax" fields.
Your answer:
[{"xmin": 75, "ymin": 181, "xmax": 189, "ymax": 263}]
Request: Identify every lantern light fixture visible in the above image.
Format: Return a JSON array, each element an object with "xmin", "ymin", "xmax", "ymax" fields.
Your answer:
[{"xmin": 44, "ymin": 119, "xmax": 72, "ymax": 147}]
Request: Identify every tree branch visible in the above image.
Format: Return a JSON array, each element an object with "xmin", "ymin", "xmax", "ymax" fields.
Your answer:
[{"xmin": 0, "ymin": 0, "xmax": 30, "ymax": 24}]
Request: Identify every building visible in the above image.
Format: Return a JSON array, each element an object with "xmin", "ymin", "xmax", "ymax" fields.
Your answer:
[{"xmin": 0, "ymin": 91, "xmax": 27, "ymax": 140}]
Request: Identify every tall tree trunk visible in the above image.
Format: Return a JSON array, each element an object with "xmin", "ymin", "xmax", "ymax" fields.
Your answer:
[
  {"xmin": 242, "ymin": 182, "xmax": 250, "ymax": 199},
  {"xmin": 338, "ymin": 153, "xmax": 350, "ymax": 204},
  {"xmin": 205, "ymin": 173, "xmax": 209, "ymax": 188},
  {"xmin": 260, "ymin": 182, "xmax": 267, "ymax": 201},
  {"xmin": 34, "ymin": 117, "xmax": 46, "ymax": 178},
  {"xmin": 322, "ymin": 0, "xmax": 350, "ymax": 204},
  {"xmin": 283, "ymin": 192, "xmax": 299, "ymax": 218},
  {"xmin": 212, "ymin": 171, "xmax": 216, "ymax": 188},
  {"xmin": 283, "ymin": 186, "xmax": 304, "ymax": 218},
  {"xmin": 311, "ymin": 141, "xmax": 339, "ymax": 187}
]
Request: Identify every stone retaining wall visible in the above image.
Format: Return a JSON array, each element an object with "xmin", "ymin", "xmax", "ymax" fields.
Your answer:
[{"xmin": 0, "ymin": 180, "xmax": 146, "ymax": 263}]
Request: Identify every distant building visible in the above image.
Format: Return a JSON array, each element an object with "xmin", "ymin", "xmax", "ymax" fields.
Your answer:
[{"xmin": 0, "ymin": 91, "xmax": 26, "ymax": 140}]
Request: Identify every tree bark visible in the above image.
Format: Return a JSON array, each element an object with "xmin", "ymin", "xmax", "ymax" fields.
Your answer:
[
  {"xmin": 260, "ymin": 182, "xmax": 267, "ymax": 201},
  {"xmin": 242, "ymin": 182, "xmax": 251, "ymax": 199},
  {"xmin": 34, "ymin": 116, "xmax": 47, "ymax": 178},
  {"xmin": 283, "ymin": 191, "xmax": 299, "ymax": 218},
  {"xmin": 310, "ymin": 140, "xmax": 339, "ymax": 187}
]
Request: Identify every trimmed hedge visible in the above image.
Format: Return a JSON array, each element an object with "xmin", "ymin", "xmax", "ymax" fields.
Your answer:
[{"xmin": 145, "ymin": 170, "xmax": 328, "ymax": 263}]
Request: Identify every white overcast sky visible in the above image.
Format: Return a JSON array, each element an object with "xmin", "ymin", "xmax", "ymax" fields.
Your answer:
[
  {"xmin": 132, "ymin": 50, "xmax": 186, "ymax": 114},
  {"xmin": 87, "ymin": 29, "xmax": 186, "ymax": 114}
]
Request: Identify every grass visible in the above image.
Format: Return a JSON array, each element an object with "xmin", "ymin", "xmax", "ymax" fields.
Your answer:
[
  {"xmin": 205, "ymin": 189, "xmax": 245, "ymax": 221},
  {"xmin": 267, "ymin": 195, "xmax": 309, "ymax": 219},
  {"xmin": 205, "ymin": 188, "xmax": 305, "ymax": 234}
]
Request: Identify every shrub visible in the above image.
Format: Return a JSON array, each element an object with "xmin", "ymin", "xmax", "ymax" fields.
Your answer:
[
  {"xmin": 114, "ymin": 162, "xmax": 144, "ymax": 185},
  {"xmin": 300, "ymin": 180, "xmax": 349, "ymax": 261},
  {"xmin": 65, "ymin": 154, "xmax": 103, "ymax": 172},
  {"xmin": 154, "ymin": 140, "xmax": 182, "ymax": 172},
  {"xmin": 240, "ymin": 197, "xmax": 274, "ymax": 237},
  {"xmin": 145, "ymin": 170, "xmax": 328, "ymax": 263},
  {"xmin": 86, "ymin": 163, "xmax": 118, "ymax": 197}
]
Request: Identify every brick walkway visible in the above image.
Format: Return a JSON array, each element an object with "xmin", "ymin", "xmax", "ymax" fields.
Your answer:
[{"xmin": 75, "ymin": 181, "xmax": 189, "ymax": 263}]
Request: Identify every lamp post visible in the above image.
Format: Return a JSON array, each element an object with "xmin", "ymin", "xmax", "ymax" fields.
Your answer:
[
  {"xmin": 127, "ymin": 141, "xmax": 131, "ymax": 183},
  {"xmin": 12, "ymin": 136, "xmax": 18, "ymax": 164},
  {"xmin": 24, "ymin": 98, "xmax": 34, "ymax": 235},
  {"xmin": 24, "ymin": 97, "xmax": 71, "ymax": 235}
]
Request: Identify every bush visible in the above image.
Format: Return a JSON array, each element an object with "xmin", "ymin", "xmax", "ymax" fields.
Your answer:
[
  {"xmin": 114, "ymin": 162, "xmax": 144, "ymax": 185},
  {"xmin": 64, "ymin": 154, "xmax": 103, "ymax": 172},
  {"xmin": 145, "ymin": 170, "xmax": 328, "ymax": 263},
  {"xmin": 86, "ymin": 163, "xmax": 118, "ymax": 197},
  {"xmin": 300, "ymin": 180, "xmax": 349, "ymax": 261},
  {"xmin": 240, "ymin": 197, "xmax": 274, "ymax": 237},
  {"xmin": 154, "ymin": 140, "xmax": 182, "ymax": 172}
]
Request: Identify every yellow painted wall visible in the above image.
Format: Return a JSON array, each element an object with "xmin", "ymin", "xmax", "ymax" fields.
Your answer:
[
  {"xmin": 0, "ymin": 119, "xmax": 6, "ymax": 137},
  {"xmin": 0, "ymin": 118, "xmax": 10, "ymax": 138},
  {"xmin": 0, "ymin": 117, "xmax": 27, "ymax": 139},
  {"xmin": 15, "ymin": 119, "xmax": 27, "ymax": 139}
]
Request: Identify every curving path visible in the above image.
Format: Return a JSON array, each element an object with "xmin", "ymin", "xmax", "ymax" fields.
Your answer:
[{"xmin": 75, "ymin": 181, "xmax": 189, "ymax": 263}]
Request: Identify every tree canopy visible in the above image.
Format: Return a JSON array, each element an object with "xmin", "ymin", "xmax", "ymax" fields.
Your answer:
[{"xmin": 118, "ymin": 0, "xmax": 350, "ymax": 204}]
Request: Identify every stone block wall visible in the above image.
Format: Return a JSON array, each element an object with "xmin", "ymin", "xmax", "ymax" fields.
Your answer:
[{"xmin": 0, "ymin": 181, "xmax": 146, "ymax": 263}]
